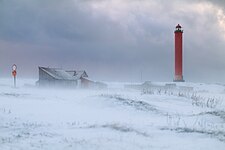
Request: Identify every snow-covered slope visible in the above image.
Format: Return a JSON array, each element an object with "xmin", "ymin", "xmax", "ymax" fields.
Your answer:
[{"xmin": 0, "ymin": 78, "xmax": 225, "ymax": 150}]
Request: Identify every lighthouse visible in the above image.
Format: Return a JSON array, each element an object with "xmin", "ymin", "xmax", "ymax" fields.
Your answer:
[{"xmin": 174, "ymin": 24, "xmax": 185, "ymax": 82}]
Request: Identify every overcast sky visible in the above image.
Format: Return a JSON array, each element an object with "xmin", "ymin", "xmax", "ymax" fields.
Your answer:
[{"xmin": 1, "ymin": 0, "xmax": 225, "ymax": 83}]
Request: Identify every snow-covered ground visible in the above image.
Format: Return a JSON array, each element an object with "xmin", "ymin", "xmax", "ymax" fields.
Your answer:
[{"xmin": 1, "ymin": 78, "xmax": 225, "ymax": 150}]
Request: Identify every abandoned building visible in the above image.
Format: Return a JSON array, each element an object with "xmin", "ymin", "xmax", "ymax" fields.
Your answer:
[{"xmin": 37, "ymin": 67, "xmax": 107, "ymax": 89}]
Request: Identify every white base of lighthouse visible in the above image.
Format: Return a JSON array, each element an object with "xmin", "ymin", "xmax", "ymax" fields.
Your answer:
[{"xmin": 173, "ymin": 75, "xmax": 185, "ymax": 82}]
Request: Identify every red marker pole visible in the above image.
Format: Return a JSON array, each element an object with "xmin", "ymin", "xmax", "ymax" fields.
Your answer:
[{"xmin": 12, "ymin": 64, "xmax": 17, "ymax": 88}]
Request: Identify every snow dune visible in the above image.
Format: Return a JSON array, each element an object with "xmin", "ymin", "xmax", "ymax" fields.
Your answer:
[{"xmin": 0, "ymin": 78, "xmax": 225, "ymax": 150}]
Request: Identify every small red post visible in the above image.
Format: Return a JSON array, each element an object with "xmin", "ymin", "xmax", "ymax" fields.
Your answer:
[{"xmin": 12, "ymin": 64, "xmax": 17, "ymax": 88}]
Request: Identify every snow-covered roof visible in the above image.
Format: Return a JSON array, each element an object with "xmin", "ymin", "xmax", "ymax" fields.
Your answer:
[{"xmin": 39, "ymin": 67, "xmax": 79, "ymax": 80}]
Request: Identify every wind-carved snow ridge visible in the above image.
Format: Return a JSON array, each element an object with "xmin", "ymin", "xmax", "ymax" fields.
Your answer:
[
  {"xmin": 83, "ymin": 124, "xmax": 150, "ymax": 137},
  {"xmin": 0, "ymin": 92, "xmax": 30, "ymax": 98},
  {"xmin": 161, "ymin": 127, "xmax": 225, "ymax": 142},
  {"xmin": 64, "ymin": 121, "xmax": 150, "ymax": 137},
  {"xmin": 99, "ymin": 94, "xmax": 161, "ymax": 113},
  {"xmin": 196, "ymin": 111, "xmax": 225, "ymax": 121},
  {"xmin": 0, "ymin": 92, "xmax": 21, "ymax": 98}
]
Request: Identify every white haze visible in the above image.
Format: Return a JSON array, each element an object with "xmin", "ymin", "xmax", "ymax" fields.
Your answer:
[{"xmin": 0, "ymin": 0, "xmax": 225, "ymax": 82}]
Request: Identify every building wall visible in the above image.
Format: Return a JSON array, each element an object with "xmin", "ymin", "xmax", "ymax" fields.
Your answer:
[
  {"xmin": 80, "ymin": 78, "xmax": 95, "ymax": 88},
  {"xmin": 80, "ymin": 77, "xmax": 107, "ymax": 89},
  {"xmin": 38, "ymin": 68, "xmax": 55, "ymax": 87}
]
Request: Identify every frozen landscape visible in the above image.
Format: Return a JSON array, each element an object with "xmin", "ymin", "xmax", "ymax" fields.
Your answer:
[
  {"xmin": 2, "ymin": 0, "xmax": 225, "ymax": 149},
  {"xmin": 1, "ymin": 78, "xmax": 225, "ymax": 150}
]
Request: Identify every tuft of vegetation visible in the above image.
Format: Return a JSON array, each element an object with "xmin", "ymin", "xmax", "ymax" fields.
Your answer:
[{"xmin": 142, "ymin": 88, "xmax": 222, "ymax": 109}]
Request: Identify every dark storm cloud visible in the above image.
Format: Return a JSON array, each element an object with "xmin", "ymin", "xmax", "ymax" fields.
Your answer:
[
  {"xmin": 0, "ymin": 0, "xmax": 101, "ymax": 43},
  {"xmin": 0, "ymin": 0, "xmax": 225, "ymax": 82}
]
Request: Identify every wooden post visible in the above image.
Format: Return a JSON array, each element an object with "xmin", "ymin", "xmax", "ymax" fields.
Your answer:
[{"xmin": 14, "ymin": 76, "xmax": 16, "ymax": 88}]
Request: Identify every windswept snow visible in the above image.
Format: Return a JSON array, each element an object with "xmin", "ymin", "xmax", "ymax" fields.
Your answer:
[{"xmin": 1, "ymin": 78, "xmax": 225, "ymax": 150}]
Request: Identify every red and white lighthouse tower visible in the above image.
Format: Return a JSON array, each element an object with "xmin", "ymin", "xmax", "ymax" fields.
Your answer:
[{"xmin": 174, "ymin": 24, "xmax": 184, "ymax": 82}]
